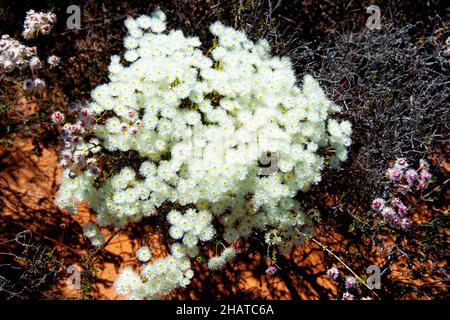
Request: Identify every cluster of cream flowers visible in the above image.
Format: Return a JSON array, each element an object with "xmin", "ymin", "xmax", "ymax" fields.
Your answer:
[
  {"xmin": 113, "ymin": 255, "xmax": 194, "ymax": 300},
  {"xmin": 56, "ymin": 10, "xmax": 352, "ymax": 299}
]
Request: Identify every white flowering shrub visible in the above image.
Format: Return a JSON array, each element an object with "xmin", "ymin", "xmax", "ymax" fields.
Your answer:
[{"xmin": 55, "ymin": 10, "xmax": 352, "ymax": 299}]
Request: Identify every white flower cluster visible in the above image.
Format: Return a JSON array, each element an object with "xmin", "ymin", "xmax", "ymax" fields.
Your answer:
[
  {"xmin": 82, "ymin": 221, "xmax": 105, "ymax": 246},
  {"xmin": 56, "ymin": 10, "xmax": 352, "ymax": 299},
  {"xmin": 114, "ymin": 255, "xmax": 194, "ymax": 299},
  {"xmin": 168, "ymin": 209, "xmax": 215, "ymax": 247},
  {"xmin": 0, "ymin": 35, "xmax": 37, "ymax": 73},
  {"xmin": 22, "ymin": 9, "xmax": 57, "ymax": 39},
  {"xmin": 207, "ymin": 247, "xmax": 236, "ymax": 271},
  {"xmin": 58, "ymin": 168, "xmax": 97, "ymax": 214}
]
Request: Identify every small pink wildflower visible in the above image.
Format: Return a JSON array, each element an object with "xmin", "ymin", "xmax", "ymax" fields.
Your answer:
[
  {"xmin": 395, "ymin": 158, "xmax": 408, "ymax": 168},
  {"xmin": 344, "ymin": 276, "xmax": 357, "ymax": 289},
  {"xmin": 51, "ymin": 111, "xmax": 64, "ymax": 123},
  {"xmin": 400, "ymin": 218, "xmax": 411, "ymax": 230},
  {"xmin": 381, "ymin": 207, "xmax": 395, "ymax": 219},
  {"xmin": 405, "ymin": 169, "xmax": 418, "ymax": 188},
  {"xmin": 386, "ymin": 165, "xmax": 403, "ymax": 181},
  {"xmin": 420, "ymin": 170, "xmax": 431, "ymax": 183},
  {"xmin": 371, "ymin": 198, "xmax": 385, "ymax": 212},
  {"xmin": 326, "ymin": 267, "xmax": 339, "ymax": 280},
  {"xmin": 391, "ymin": 198, "xmax": 407, "ymax": 215},
  {"xmin": 47, "ymin": 55, "xmax": 60, "ymax": 66},
  {"xmin": 265, "ymin": 266, "xmax": 277, "ymax": 276},
  {"xmin": 33, "ymin": 78, "xmax": 46, "ymax": 90},
  {"xmin": 419, "ymin": 159, "xmax": 429, "ymax": 171}
]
